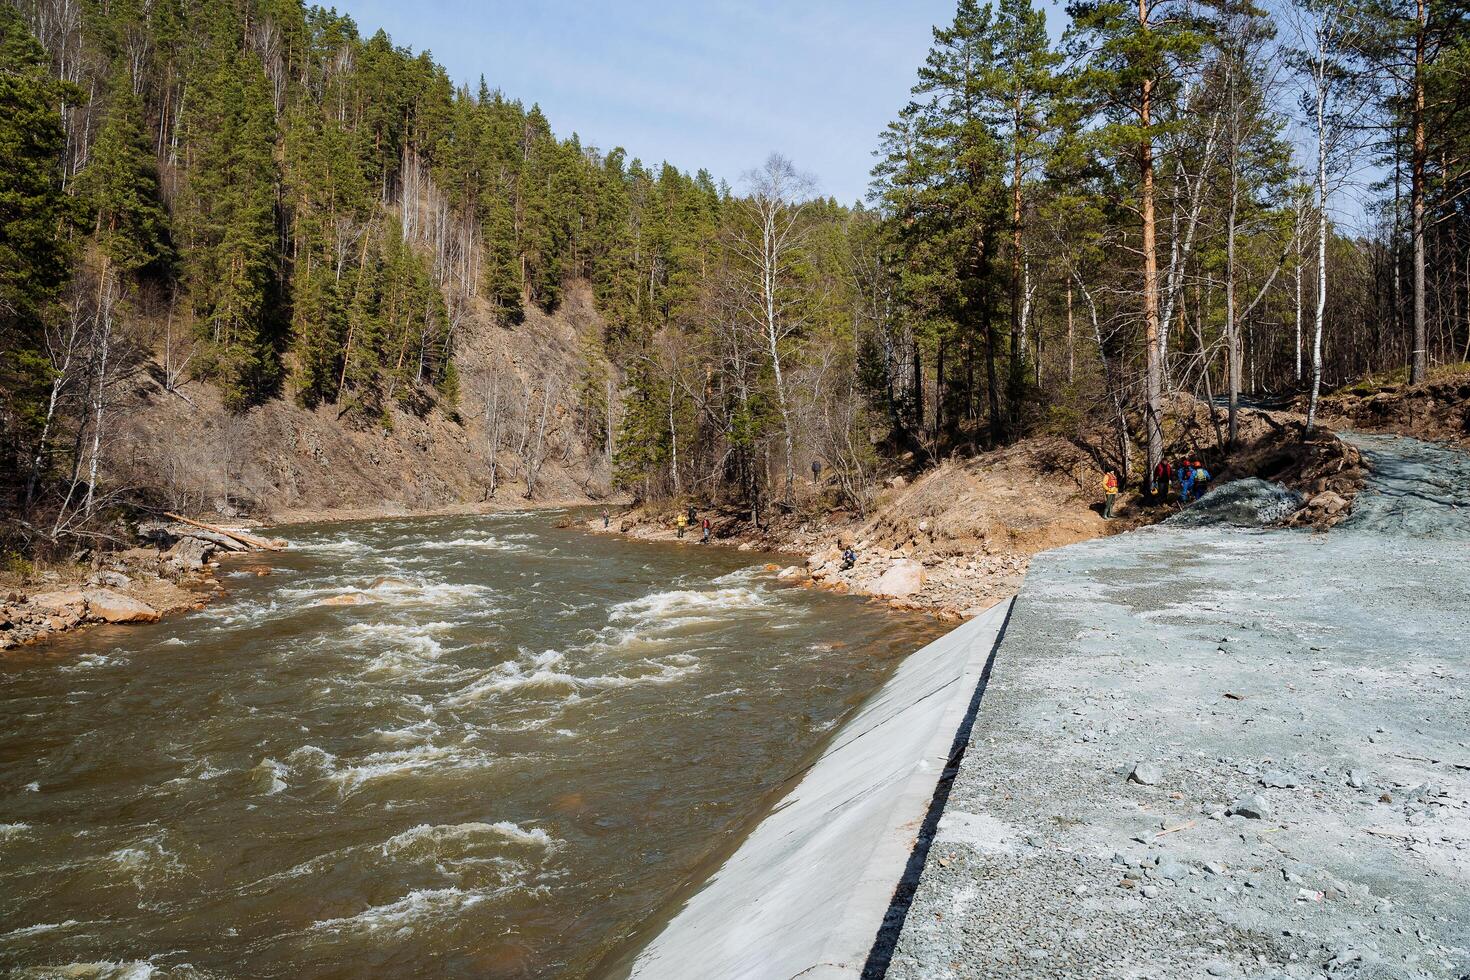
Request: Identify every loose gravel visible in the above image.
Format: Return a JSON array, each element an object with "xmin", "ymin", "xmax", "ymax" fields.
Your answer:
[{"xmin": 884, "ymin": 435, "xmax": 1470, "ymax": 979}]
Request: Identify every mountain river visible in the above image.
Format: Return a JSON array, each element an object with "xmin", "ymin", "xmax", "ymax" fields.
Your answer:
[{"xmin": 0, "ymin": 511, "xmax": 942, "ymax": 978}]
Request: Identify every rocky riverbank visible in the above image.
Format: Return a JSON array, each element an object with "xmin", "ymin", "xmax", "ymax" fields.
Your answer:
[
  {"xmin": 0, "ymin": 519, "xmax": 281, "ymax": 651},
  {"xmin": 587, "ymin": 408, "xmax": 1366, "ymax": 619}
]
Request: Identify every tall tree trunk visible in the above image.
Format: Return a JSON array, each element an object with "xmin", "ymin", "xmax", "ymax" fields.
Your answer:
[
  {"xmin": 1066, "ymin": 284, "xmax": 1075, "ymax": 384},
  {"xmin": 934, "ymin": 337, "xmax": 945, "ymax": 442},
  {"xmin": 1307, "ymin": 74, "xmax": 1330, "ymax": 434},
  {"xmin": 1294, "ymin": 205, "xmax": 1305, "ymax": 382},
  {"xmin": 1409, "ymin": 0, "xmax": 1428, "ymax": 383},
  {"xmin": 1139, "ymin": 34, "xmax": 1164, "ymax": 488},
  {"xmin": 1226, "ymin": 149, "xmax": 1241, "ymax": 447},
  {"xmin": 1009, "ymin": 119, "xmax": 1024, "ymax": 427}
]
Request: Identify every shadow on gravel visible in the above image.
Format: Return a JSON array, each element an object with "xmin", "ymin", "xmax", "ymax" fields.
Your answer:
[{"xmin": 861, "ymin": 600, "xmax": 1016, "ymax": 979}]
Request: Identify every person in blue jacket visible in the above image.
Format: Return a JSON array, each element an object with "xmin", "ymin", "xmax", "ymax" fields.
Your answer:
[
  {"xmin": 1178, "ymin": 463, "xmax": 1196, "ymax": 504},
  {"xmin": 1192, "ymin": 461, "xmax": 1212, "ymax": 500}
]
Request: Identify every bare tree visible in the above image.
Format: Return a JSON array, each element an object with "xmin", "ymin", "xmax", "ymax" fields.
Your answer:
[
  {"xmin": 523, "ymin": 383, "xmax": 554, "ymax": 499},
  {"xmin": 481, "ymin": 371, "xmax": 503, "ymax": 498},
  {"xmin": 1291, "ymin": 0, "xmax": 1366, "ymax": 432},
  {"xmin": 728, "ymin": 153, "xmax": 816, "ymax": 505}
]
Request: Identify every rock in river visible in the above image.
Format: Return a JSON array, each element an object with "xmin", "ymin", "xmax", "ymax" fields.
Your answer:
[{"xmin": 82, "ymin": 589, "xmax": 161, "ymax": 624}]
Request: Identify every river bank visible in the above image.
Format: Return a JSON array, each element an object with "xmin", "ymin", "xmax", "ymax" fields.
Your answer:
[
  {"xmin": 882, "ymin": 433, "xmax": 1470, "ymax": 979},
  {"xmin": 0, "ymin": 496, "xmax": 622, "ymax": 653},
  {"xmin": 0, "ymin": 517, "xmax": 285, "ymax": 652},
  {"xmin": 587, "ymin": 408, "xmax": 1365, "ymax": 620}
]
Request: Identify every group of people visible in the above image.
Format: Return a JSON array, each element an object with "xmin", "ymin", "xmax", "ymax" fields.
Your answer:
[
  {"xmin": 1153, "ymin": 458, "xmax": 1213, "ymax": 504},
  {"xmin": 674, "ymin": 505, "xmax": 712, "ymax": 543},
  {"xmin": 1101, "ymin": 455, "xmax": 1214, "ymax": 519}
]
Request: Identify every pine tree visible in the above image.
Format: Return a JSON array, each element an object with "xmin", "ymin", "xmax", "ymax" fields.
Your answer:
[
  {"xmin": 179, "ymin": 37, "xmax": 283, "ymax": 411},
  {"xmin": 79, "ymin": 79, "xmax": 173, "ymax": 279},
  {"xmin": 878, "ymin": 1, "xmax": 1010, "ymax": 443},
  {"xmin": 1066, "ymin": 0, "xmax": 1211, "ymax": 483},
  {"xmin": 0, "ymin": 5, "xmax": 80, "ymax": 492}
]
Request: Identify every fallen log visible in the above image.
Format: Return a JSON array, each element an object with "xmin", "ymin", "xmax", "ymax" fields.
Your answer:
[
  {"xmin": 163, "ymin": 512, "xmax": 286, "ymax": 551},
  {"xmin": 170, "ymin": 526, "xmax": 249, "ymax": 552}
]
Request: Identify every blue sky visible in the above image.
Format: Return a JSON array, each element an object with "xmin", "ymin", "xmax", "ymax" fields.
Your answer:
[{"xmin": 332, "ymin": 0, "xmax": 1062, "ymax": 205}]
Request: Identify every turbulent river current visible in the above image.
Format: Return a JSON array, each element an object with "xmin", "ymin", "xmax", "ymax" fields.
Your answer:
[{"xmin": 0, "ymin": 511, "xmax": 942, "ymax": 978}]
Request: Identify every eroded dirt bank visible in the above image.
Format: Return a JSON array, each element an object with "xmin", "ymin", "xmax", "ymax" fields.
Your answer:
[
  {"xmin": 591, "ymin": 401, "xmax": 1364, "ymax": 619},
  {"xmin": 883, "ymin": 433, "xmax": 1470, "ymax": 979}
]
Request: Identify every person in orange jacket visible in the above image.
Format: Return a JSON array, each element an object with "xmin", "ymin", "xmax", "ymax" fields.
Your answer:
[{"xmin": 1103, "ymin": 471, "xmax": 1119, "ymax": 519}]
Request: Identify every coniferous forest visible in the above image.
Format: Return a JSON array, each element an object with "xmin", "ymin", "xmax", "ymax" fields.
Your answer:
[{"xmin": 2, "ymin": 0, "xmax": 1469, "ymax": 553}]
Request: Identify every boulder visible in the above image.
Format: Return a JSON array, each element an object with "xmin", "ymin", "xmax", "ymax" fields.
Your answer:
[
  {"xmin": 164, "ymin": 536, "xmax": 213, "ymax": 571},
  {"xmin": 807, "ymin": 548, "xmax": 840, "ymax": 570},
  {"xmin": 776, "ymin": 565, "xmax": 807, "ymax": 583},
  {"xmin": 873, "ymin": 559, "xmax": 925, "ymax": 598},
  {"xmin": 1227, "ymin": 794, "xmax": 1272, "ymax": 820},
  {"xmin": 169, "ymin": 525, "xmax": 248, "ymax": 552},
  {"xmin": 89, "ymin": 570, "xmax": 131, "ymax": 589},
  {"xmin": 81, "ymin": 589, "xmax": 160, "ymax": 624},
  {"xmin": 1129, "ymin": 761, "xmax": 1164, "ymax": 786},
  {"xmin": 27, "ymin": 590, "xmax": 89, "ymax": 617},
  {"xmin": 317, "ymin": 593, "xmax": 370, "ymax": 606},
  {"xmin": 1307, "ymin": 490, "xmax": 1348, "ymax": 516}
]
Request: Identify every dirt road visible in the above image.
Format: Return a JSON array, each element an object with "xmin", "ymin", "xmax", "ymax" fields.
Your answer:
[{"xmin": 884, "ymin": 435, "xmax": 1470, "ymax": 979}]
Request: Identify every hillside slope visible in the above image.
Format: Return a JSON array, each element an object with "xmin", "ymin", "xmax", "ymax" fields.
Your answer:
[{"xmin": 109, "ymin": 283, "xmax": 615, "ymax": 522}]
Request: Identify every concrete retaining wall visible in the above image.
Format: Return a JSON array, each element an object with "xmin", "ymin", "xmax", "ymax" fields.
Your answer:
[{"xmin": 628, "ymin": 599, "xmax": 1013, "ymax": 980}]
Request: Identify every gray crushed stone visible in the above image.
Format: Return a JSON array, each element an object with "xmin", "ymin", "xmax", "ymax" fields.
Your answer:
[
  {"xmin": 1164, "ymin": 477, "xmax": 1303, "ymax": 528},
  {"xmin": 884, "ymin": 435, "xmax": 1470, "ymax": 979}
]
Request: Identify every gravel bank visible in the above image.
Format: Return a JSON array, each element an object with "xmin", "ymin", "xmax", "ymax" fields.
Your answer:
[{"xmin": 885, "ymin": 435, "xmax": 1470, "ymax": 979}]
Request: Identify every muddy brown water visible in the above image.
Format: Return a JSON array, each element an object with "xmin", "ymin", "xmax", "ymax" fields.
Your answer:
[{"xmin": 0, "ymin": 511, "xmax": 943, "ymax": 978}]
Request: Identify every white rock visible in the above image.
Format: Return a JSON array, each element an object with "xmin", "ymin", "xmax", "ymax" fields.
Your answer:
[{"xmin": 873, "ymin": 560, "xmax": 925, "ymax": 598}]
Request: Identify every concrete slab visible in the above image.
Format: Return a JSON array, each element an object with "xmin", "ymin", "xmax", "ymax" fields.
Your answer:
[{"xmin": 628, "ymin": 599, "xmax": 1014, "ymax": 980}]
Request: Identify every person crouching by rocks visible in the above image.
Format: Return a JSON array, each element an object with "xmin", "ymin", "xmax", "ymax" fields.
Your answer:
[
  {"xmin": 1152, "ymin": 459, "xmax": 1171, "ymax": 503},
  {"xmin": 1178, "ymin": 463, "xmax": 1196, "ymax": 505},
  {"xmin": 841, "ymin": 545, "xmax": 857, "ymax": 571},
  {"xmin": 1103, "ymin": 470, "xmax": 1120, "ymax": 519}
]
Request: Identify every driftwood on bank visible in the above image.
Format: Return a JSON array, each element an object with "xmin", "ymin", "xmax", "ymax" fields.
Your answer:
[{"xmin": 163, "ymin": 512, "xmax": 286, "ymax": 551}]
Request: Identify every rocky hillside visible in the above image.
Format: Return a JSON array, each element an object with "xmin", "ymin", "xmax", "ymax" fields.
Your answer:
[{"xmin": 109, "ymin": 283, "xmax": 616, "ymax": 523}]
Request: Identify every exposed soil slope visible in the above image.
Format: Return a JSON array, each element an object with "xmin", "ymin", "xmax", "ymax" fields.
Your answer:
[
  {"xmin": 592, "ymin": 399, "xmax": 1363, "ymax": 618},
  {"xmin": 110, "ymin": 283, "xmax": 615, "ymax": 521},
  {"xmin": 1314, "ymin": 369, "xmax": 1470, "ymax": 448}
]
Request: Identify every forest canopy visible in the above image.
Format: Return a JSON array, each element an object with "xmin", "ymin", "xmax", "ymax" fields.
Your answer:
[{"xmin": 2, "ymin": 0, "xmax": 1468, "ymax": 548}]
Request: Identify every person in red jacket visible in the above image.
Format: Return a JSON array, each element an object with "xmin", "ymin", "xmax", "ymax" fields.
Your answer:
[{"xmin": 1152, "ymin": 460, "xmax": 1171, "ymax": 502}]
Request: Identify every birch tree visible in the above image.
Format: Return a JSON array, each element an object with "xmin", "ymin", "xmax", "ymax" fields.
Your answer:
[{"xmin": 728, "ymin": 154, "xmax": 815, "ymax": 505}]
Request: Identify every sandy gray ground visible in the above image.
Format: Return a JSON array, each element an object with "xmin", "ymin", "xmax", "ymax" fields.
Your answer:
[{"xmin": 886, "ymin": 434, "xmax": 1470, "ymax": 980}]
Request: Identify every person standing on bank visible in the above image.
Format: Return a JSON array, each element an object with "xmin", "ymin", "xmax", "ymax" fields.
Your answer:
[{"xmin": 1103, "ymin": 471, "xmax": 1119, "ymax": 519}]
